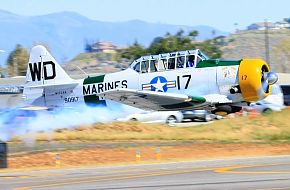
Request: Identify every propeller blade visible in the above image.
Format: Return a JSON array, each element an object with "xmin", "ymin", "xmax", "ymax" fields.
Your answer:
[{"xmin": 262, "ymin": 79, "xmax": 269, "ymax": 92}]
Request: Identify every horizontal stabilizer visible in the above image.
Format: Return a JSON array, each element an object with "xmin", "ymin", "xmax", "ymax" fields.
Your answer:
[{"xmin": 26, "ymin": 82, "xmax": 79, "ymax": 89}]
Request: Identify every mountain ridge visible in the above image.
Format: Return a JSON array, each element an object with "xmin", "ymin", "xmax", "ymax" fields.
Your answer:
[{"xmin": 0, "ymin": 9, "xmax": 228, "ymax": 65}]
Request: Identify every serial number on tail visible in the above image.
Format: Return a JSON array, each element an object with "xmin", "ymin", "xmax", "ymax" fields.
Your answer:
[{"xmin": 64, "ymin": 97, "xmax": 79, "ymax": 103}]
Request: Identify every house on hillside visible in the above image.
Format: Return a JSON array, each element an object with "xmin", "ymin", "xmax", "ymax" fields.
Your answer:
[
  {"xmin": 247, "ymin": 21, "xmax": 290, "ymax": 30},
  {"xmin": 275, "ymin": 21, "xmax": 290, "ymax": 29},
  {"xmin": 85, "ymin": 41, "xmax": 117, "ymax": 53},
  {"xmin": 247, "ymin": 22, "xmax": 275, "ymax": 30}
]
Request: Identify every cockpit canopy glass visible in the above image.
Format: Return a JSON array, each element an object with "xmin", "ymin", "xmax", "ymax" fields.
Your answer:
[{"xmin": 130, "ymin": 49, "xmax": 209, "ymax": 73}]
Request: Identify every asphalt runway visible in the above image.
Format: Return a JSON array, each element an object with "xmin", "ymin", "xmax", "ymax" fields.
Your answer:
[{"xmin": 2, "ymin": 155, "xmax": 290, "ymax": 190}]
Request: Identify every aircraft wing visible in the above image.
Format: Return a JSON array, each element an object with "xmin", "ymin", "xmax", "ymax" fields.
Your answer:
[{"xmin": 99, "ymin": 88, "xmax": 209, "ymax": 111}]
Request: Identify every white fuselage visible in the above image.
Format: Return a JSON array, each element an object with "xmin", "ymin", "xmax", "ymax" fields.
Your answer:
[{"xmin": 27, "ymin": 65, "xmax": 243, "ymax": 109}]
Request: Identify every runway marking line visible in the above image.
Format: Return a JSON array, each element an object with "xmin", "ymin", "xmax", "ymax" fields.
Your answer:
[
  {"xmin": 0, "ymin": 176, "xmax": 17, "ymax": 179},
  {"xmin": 0, "ymin": 173, "xmax": 64, "ymax": 179},
  {"xmin": 12, "ymin": 162, "xmax": 290, "ymax": 190},
  {"xmin": 5, "ymin": 168, "xmax": 181, "ymax": 185},
  {"xmin": 255, "ymin": 187, "xmax": 290, "ymax": 190},
  {"xmin": 19, "ymin": 173, "xmax": 65, "ymax": 179},
  {"xmin": 13, "ymin": 167, "xmax": 214, "ymax": 190},
  {"xmin": 215, "ymin": 162, "xmax": 290, "ymax": 174}
]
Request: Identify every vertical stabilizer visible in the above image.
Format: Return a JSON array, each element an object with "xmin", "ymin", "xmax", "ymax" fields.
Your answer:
[{"xmin": 25, "ymin": 45, "xmax": 72, "ymax": 86}]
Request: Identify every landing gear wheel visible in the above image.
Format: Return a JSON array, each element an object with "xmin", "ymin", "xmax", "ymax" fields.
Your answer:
[
  {"xmin": 130, "ymin": 118, "xmax": 138, "ymax": 122},
  {"xmin": 213, "ymin": 105, "xmax": 232, "ymax": 115},
  {"xmin": 204, "ymin": 115, "xmax": 212, "ymax": 122},
  {"xmin": 263, "ymin": 108, "xmax": 272, "ymax": 114},
  {"xmin": 166, "ymin": 115, "xmax": 177, "ymax": 126}
]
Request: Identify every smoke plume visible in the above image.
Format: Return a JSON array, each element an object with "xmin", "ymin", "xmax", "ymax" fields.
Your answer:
[{"xmin": 0, "ymin": 102, "xmax": 140, "ymax": 142}]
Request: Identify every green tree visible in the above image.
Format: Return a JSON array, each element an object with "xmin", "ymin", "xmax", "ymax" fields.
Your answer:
[
  {"xmin": 7, "ymin": 44, "xmax": 29, "ymax": 76},
  {"xmin": 175, "ymin": 29, "xmax": 184, "ymax": 38},
  {"xmin": 196, "ymin": 39, "xmax": 222, "ymax": 59},
  {"xmin": 147, "ymin": 37, "xmax": 168, "ymax": 54},
  {"xmin": 0, "ymin": 66, "xmax": 5, "ymax": 78},
  {"xmin": 119, "ymin": 41, "xmax": 147, "ymax": 61},
  {"xmin": 189, "ymin": 30, "xmax": 199, "ymax": 40},
  {"xmin": 148, "ymin": 30, "xmax": 196, "ymax": 55},
  {"xmin": 118, "ymin": 30, "xmax": 222, "ymax": 63}
]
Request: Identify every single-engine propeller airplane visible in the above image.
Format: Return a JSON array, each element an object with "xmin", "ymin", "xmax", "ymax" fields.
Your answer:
[{"xmin": 23, "ymin": 45, "xmax": 278, "ymax": 113}]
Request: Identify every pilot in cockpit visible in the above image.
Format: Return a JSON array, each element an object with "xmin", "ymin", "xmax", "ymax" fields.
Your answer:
[{"xmin": 186, "ymin": 55, "xmax": 195, "ymax": 67}]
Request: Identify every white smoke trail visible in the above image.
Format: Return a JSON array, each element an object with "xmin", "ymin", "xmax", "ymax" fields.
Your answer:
[{"xmin": 0, "ymin": 102, "xmax": 140, "ymax": 142}]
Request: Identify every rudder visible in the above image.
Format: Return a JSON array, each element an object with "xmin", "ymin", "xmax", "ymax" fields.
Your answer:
[{"xmin": 25, "ymin": 45, "xmax": 72, "ymax": 86}]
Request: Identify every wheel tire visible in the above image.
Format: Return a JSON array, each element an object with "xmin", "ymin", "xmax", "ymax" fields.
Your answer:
[
  {"xmin": 262, "ymin": 108, "xmax": 272, "ymax": 114},
  {"xmin": 215, "ymin": 115, "xmax": 223, "ymax": 120},
  {"xmin": 212, "ymin": 105, "xmax": 232, "ymax": 115},
  {"xmin": 130, "ymin": 118, "xmax": 138, "ymax": 122},
  {"xmin": 166, "ymin": 115, "xmax": 177, "ymax": 126},
  {"xmin": 231, "ymin": 106, "xmax": 242, "ymax": 113},
  {"xmin": 204, "ymin": 115, "xmax": 212, "ymax": 122}
]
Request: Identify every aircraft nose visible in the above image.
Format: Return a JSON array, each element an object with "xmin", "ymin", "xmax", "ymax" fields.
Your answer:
[{"xmin": 267, "ymin": 72, "xmax": 278, "ymax": 85}]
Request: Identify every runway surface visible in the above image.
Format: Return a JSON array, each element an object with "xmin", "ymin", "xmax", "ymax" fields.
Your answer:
[{"xmin": 1, "ymin": 155, "xmax": 290, "ymax": 190}]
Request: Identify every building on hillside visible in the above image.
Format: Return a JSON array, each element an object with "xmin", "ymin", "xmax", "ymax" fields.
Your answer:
[
  {"xmin": 275, "ymin": 21, "xmax": 290, "ymax": 29},
  {"xmin": 85, "ymin": 41, "xmax": 117, "ymax": 53},
  {"xmin": 247, "ymin": 22, "xmax": 275, "ymax": 30},
  {"xmin": 247, "ymin": 21, "xmax": 290, "ymax": 31}
]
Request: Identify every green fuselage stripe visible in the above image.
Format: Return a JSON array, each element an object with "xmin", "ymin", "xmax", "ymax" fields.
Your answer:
[
  {"xmin": 83, "ymin": 75, "xmax": 105, "ymax": 84},
  {"xmin": 83, "ymin": 75, "xmax": 106, "ymax": 106},
  {"xmin": 196, "ymin": 59, "xmax": 241, "ymax": 68}
]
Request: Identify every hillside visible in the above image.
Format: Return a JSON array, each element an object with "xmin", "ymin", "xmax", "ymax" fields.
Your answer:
[
  {"xmin": 64, "ymin": 29, "xmax": 290, "ymax": 75},
  {"xmin": 62, "ymin": 52, "xmax": 128, "ymax": 75},
  {"xmin": 0, "ymin": 9, "xmax": 227, "ymax": 66},
  {"xmin": 221, "ymin": 29, "xmax": 290, "ymax": 73}
]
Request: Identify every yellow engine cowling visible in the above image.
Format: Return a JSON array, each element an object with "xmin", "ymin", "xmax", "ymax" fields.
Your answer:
[{"xmin": 238, "ymin": 59, "xmax": 271, "ymax": 102}]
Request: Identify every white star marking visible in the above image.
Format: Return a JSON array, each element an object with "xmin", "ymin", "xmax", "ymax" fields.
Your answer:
[{"xmin": 151, "ymin": 77, "xmax": 167, "ymax": 92}]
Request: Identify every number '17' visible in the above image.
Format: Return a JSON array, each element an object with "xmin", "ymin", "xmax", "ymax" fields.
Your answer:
[{"xmin": 177, "ymin": 75, "xmax": 191, "ymax": 90}]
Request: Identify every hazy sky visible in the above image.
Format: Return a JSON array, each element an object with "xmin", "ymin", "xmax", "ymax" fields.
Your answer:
[{"xmin": 1, "ymin": 0, "xmax": 290, "ymax": 31}]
